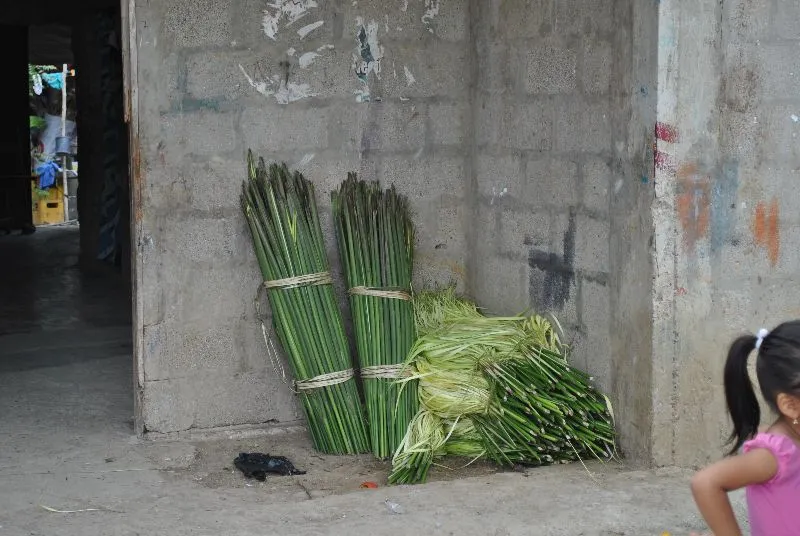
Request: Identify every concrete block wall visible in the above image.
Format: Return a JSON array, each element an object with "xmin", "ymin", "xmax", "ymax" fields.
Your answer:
[
  {"xmin": 129, "ymin": 0, "xmax": 794, "ymax": 469},
  {"xmin": 133, "ymin": 0, "xmax": 472, "ymax": 433},
  {"xmin": 653, "ymin": 0, "xmax": 800, "ymax": 466},
  {"xmin": 468, "ymin": 0, "xmax": 630, "ymax": 398}
]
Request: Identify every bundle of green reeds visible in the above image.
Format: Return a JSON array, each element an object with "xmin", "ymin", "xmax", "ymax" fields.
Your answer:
[
  {"xmin": 389, "ymin": 288, "xmax": 616, "ymax": 484},
  {"xmin": 332, "ymin": 174, "xmax": 418, "ymax": 459},
  {"xmin": 241, "ymin": 152, "xmax": 369, "ymax": 455}
]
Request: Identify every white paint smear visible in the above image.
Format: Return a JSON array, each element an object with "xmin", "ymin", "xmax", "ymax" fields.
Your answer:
[
  {"xmin": 401, "ymin": 0, "xmax": 409, "ymax": 12},
  {"xmin": 490, "ymin": 186, "xmax": 509, "ymax": 205},
  {"xmin": 275, "ymin": 81, "xmax": 316, "ymax": 104},
  {"xmin": 298, "ymin": 44, "xmax": 333, "ymax": 69},
  {"xmin": 792, "ymin": 114, "xmax": 799, "ymax": 123},
  {"xmin": 296, "ymin": 153, "xmax": 315, "ymax": 166},
  {"xmin": 422, "ymin": 0, "xmax": 440, "ymax": 24},
  {"xmin": 239, "ymin": 64, "xmax": 274, "ymax": 97},
  {"xmin": 297, "ymin": 20, "xmax": 324, "ymax": 38},
  {"xmin": 239, "ymin": 64, "xmax": 316, "ymax": 104},
  {"xmin": 263, "ymin": 0, "xmax": 318, "ymax": 40},
  {"xmin": 354, "ymin": 88, "xmax": 371, "ymax": 103},
  {"xmin": 403, "ymin": 65, "xmax": 416, "ymax": 86},
  {"xmin": 299, "ymin": 52, "xmax": 320, "ymax": 68},
  {"xmin": 286, "ymin": 47, "xmax": 297, "ymax": 56}
]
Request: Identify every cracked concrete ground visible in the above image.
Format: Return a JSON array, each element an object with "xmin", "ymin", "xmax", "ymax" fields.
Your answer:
[{"xmin": 0, "ymin": 227, "xmax": 747, "ymax": 535}]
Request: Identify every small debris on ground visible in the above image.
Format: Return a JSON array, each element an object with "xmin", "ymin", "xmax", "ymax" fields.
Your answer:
[
  {"xmin": 384, "ymin": 499, "xmax": 405, "ymax": 514},
  {"xmin": 234, "ymin": 452, "xmax": 306, "ymax": 481}
]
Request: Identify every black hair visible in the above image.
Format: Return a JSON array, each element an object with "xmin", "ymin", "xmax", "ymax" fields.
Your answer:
[{"xmin": 724, "ymin": 320, "xmax": 800, "ymax": 455}]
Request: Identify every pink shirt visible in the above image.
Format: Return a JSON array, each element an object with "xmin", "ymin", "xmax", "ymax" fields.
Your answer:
[{"xmin": 742, "ymin": 433, "xmax": 800, "ymax": 536}]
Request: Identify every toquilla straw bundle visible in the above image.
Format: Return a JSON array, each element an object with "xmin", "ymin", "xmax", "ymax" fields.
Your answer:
[
  {"xmin": 389, "ymin": 287, "xmax": 616, "ymax": 484},
  {"xmin": 241, "ymin": 152, "xmax": 369, "ymax": 455},
  {"xmin": 332, "ymin": 175, "xmax": 418, "ymax": 459}
]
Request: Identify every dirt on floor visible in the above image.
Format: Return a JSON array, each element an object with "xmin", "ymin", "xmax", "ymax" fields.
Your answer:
[{"xmin": 168, "ymin": 429, "xmax": 598, "ymax": 502}]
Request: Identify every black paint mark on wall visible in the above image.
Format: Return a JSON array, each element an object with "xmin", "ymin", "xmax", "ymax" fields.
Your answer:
[{"xmin": 527, "ymin": 211, "xmax": 576, "ymax": 311}]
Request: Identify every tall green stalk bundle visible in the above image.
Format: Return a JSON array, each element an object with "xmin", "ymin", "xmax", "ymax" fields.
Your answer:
[
  {"xmin": 332, "ymin": 174, "xmax": 418, "ymax": 459},
  {"xmin": 389, "ymin": 288, "xmax": 615, "ymax": 484},
  {"xmin": 241, "ymin": 152, "xmax": 369, "ymax": 455}
]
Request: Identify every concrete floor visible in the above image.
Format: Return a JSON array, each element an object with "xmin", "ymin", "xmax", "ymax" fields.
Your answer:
[{"xmin": 0, "ymin": 226, "xmax": 748, "ymax": 535}]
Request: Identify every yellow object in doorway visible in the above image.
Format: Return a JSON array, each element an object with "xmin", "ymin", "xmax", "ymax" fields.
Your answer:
[{"xmin": 31, "ymin": 180, "xmax": 65, "ymax": 226}]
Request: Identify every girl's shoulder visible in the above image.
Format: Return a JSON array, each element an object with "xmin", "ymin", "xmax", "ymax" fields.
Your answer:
[{"xmin": 742, "ymin": 432, "xmax": 799, "ymax": 483}]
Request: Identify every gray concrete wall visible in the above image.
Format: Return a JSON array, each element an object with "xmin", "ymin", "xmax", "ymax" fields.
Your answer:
[
  {"xmin": 652, "ymin": 0, "xmax": 800, "ymax": 466},
  {"xmin": 609, "ymin": 0, "xmax": 657, "ymax": 465},
  {"xmin": 467, "ymin": 0, "xmax": 645, "ymax": 418},
  {"xmin": 132, "ymin": 0, "xmax": 795, "ymax": 469},
  {"xmin": 465, "ymin": 0, "xmax": 662, "ymax": 464},
  {"xmin": 131, "ymin": 0, "xmax": 659, "ymax": 462},
  {"xmin": 133, "ymin": 0, "xmax": 472, "ymax": 433}
]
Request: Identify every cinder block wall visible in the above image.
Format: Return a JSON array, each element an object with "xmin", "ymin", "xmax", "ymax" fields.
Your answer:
[
  {"xmin": 132, "ymin": 0, "xmax": 800, "ymax": 467},
  {"xmin": 466, "ymin": 0, "xmax": 660, "ymax": 463},
  {"xmin": 133, "ymin": 0, "xmax": 657, "ymax": 459},
  {"xmin": 134, "ymin": 0, "xmax": 473, "ymax": 433},
  {"xmin": 469, "ymin": 0, "xmax": 628, "ymax": 396}
]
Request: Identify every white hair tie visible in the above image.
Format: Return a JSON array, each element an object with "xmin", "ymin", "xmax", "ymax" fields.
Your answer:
[{"xmin": 755, "ymin": 328, "xmax": 770, "ymax": 350}]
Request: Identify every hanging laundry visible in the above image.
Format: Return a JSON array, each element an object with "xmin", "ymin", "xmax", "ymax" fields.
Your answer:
[
  {"xmin": 35, "ymin": 161, "xmax": 61, "ymax": 190},
  {"xmin": 32, "ymin": 73, "xmax": 43, "ymax": 95},
  {"xmin": 41, "ymin": 72, "xmax": 64, "ymax": 90}
]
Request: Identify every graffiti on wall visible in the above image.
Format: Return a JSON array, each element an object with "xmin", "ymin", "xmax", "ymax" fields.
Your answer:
[
  {"xmin": 656, "ymin": 121, "xmax": 741, "ymax": 257},
  {"xmin": 674, "ymin": 160, "xmax": 740, "ymax": 256}
]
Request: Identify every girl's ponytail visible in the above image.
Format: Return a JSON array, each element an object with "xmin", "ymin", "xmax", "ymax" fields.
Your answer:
[{"xmin": 723, "ymin": 335, "xmax": 760, "ymax": 455}]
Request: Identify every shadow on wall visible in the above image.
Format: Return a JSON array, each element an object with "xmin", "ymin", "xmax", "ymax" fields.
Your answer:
[{"xmin": 527, "ymin": 211, "xmax": 576, "ymax": 313}]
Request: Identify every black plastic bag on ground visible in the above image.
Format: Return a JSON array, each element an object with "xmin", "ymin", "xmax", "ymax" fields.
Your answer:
[{"xmin": 234, "ymin": 452, "xmax": 306, "ymax": 481}]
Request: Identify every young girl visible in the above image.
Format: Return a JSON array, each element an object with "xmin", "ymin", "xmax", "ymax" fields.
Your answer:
[{"xmin": 691, "ymin": 323, "xmax": 800, "ymax": 536}]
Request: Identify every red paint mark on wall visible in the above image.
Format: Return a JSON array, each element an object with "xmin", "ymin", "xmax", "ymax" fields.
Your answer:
[
  {"xmin": 753, "ymin": 199, "xmax": 780, "ymax": 267},
  {"xmin": 655, "ymin": 122, "xmax": 679, "ymax": 143},
  {"xmin": 654, "ymin": 150, "xmax": 676, "ymax": 173},
  {"xmin": 676, "ymin": 164, "xmax": 711, "ymax": 252}
]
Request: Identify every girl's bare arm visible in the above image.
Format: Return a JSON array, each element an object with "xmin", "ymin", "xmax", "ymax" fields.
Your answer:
[{"xmin": 690, "ymin": 448, "xmax": 778, "ymax": 536}]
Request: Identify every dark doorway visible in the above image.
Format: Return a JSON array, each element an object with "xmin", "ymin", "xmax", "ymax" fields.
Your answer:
[{"xmin": 0, "ymin": 2, "xmax": 135, "ymax": 450}]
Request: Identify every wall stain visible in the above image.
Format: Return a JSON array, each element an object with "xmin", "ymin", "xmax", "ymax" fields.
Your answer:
[
  {"xmin": 752, "ymin": 198, "xmax": 780, "ymax": 267},
  {"xmin": 722, "ymin": 65, "xmax": 760, "ymax": 114},
  {"xmin": 676, "ymin": 163, "xmax": 711, "ymax": 253},
  {"xmin": 527, "ymin": 212, "xmax": 576, "ymax": 311},
  {"xmin": 709, "ymin": 159, "xmax": 739, "ymax": 253}
]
